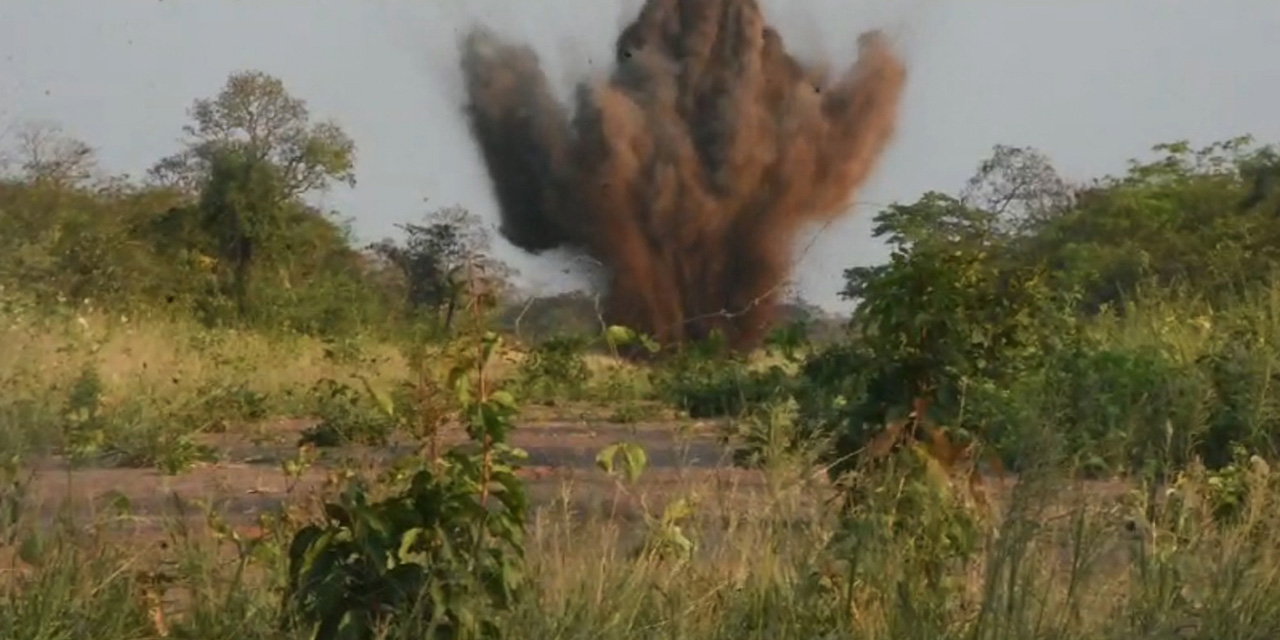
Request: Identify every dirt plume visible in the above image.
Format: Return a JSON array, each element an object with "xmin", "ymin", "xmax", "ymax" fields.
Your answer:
[{"xmin": 460, "ymin": 0, "xmax": 906, "ymax": 352}]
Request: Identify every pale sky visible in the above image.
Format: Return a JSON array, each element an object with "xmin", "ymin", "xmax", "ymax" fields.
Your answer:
[{"xmin": 3, "ymin": 0, "xmax": 1279, "ymax": 308}]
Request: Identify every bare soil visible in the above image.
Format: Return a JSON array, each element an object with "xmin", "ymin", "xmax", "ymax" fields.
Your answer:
[
  {"xmin": 17, "ymin": 415, "xmax": 1138, "ymax": 544},
  {"xmin": 20, "ymin": 417, "xmax": 771, "ymax": 533}
]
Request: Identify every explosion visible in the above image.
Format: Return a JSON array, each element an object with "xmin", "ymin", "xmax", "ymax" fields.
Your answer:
[{"xmin": 460, "ymin": 0, "xmax": 906, "ymax": 351}]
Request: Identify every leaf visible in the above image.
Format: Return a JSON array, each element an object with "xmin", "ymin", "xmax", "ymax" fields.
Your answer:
[
  {"xmin": 489, "ymin": 390, "xmax": 518, "ymax": 412},
  {"xmin": 661, "ymin": 497, "xmax": 696, "ymax": 525},
  {"xmin": 605, "ymin": 325, "xmax": 639, "ymax": 349},
  {"xmin": 353, "ymin": 374, "xmax": 395, "ymax": 419},
  {"xmin": 596, "ymin": 441, "xmax": 648, "ymax": 484},
  {"xmin": 619, "ymin": 442, "xmax": 648, "ymax": 484},
  {"xmin": 397, "ymin": 527, "xmax": 428, "ymax": 565},
  {"xmin": 596, "ymin": 444, "xmax": 620, "ymax": 476},
  {"xmin": 17, "ymin": 533, "xmax": 45, "ymax": 567}
]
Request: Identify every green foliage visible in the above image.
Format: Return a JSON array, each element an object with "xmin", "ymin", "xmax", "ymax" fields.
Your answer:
[
  {"xmin": 786, "ymin": 138, "xmax": 1280, "ymax": 481},
  {"xmin": 1198, "ymin": 446, "xmax": 1272, "ymax": 523},
  {"xmin": 281, "ymin": 450, "xmax": 528, "ymax": 640},
  {"xmin": 596, "ymin": 440, "xmax": 649, "ymax": 485},
  {"xmin": 825, "ymin": 445, "xmax": 985, "ymax": 633},
  {"xmin": 0, "ymin": 71, "xmax": 514, "ymax": 342},
  {"xmin": 655, "ymin": 345, "xmax": 792, "ymax": 419},
  {"xmin": 62, "ymin": 364, "xmax": 108, "ymax": 463},
  {"xmin": 841, "ymin": 191, "xmax": 1073, "ymax": 424},
  {"xmin": 516, "ymin": 335, "xmax": 591, "ymax": 404},
  {"xmin": 595, "ymin": 440, "xmax": 698, "ymax": 562},
  {"xmin": 1021, "ymin": 137, "xmax": 1280, "ymax": 309},
  {"xmin": 149, "ymin": 70, "xmax": 356, "ymax": 197},
  {"xmin": 728, "ymin": 397, "xmax": 823, "ymax": 473},
  {"xmin": 283, "ymin": 332, "xmax": 528, "ymax": 640},
  {"xmin": 0, "ymin": 455, "xmax": 28, "ymax": 547},
  {"xmin": 54, "ymin": 364, "xmax": 217, "ymax": 473},
  {"xmin": 299, "ymin": 378, "xmax": 399, "ymax": 448}
]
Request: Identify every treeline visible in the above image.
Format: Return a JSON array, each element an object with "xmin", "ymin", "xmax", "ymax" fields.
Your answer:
[
  {"xmin": 831, "ymin": 137, "xmax": 1280, "ymax": 467},
  {"xmin": 659, "ymin": 136, "xmax": 1280, "ymax": 477},
  {"xmin": 844, "ymin": 139, "xmax": 1280, "ymax": 315},
  {"xmin": 6, "ymin": 68, "xmax": 1280, "ymax": 358},
  {"xmin": 0, "ymin": 71, "xmax": 534, "ymax": 339}
]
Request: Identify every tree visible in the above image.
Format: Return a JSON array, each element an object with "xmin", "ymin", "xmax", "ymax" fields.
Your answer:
[
  {"xmin": 370, "ymin": 206, "xmax": 514, "ymax": 332},
  {"xmin": 11, "ymin": 121, "xmax": 97, "ymax": 187},
  {"xmin": 150, "ymin": 70, "xmax": 358, "ymax": 319},
  {"xmin": 960, "ymin": 144, "xmax": 1074, "ymax": 233},
  {"xmin": 1015, "ymin": 137, "xmax": 1280, "ymax": 309},
  {"xmin": 150, "ymin": 70, "xmax": 355, "ymax": 198},
  {"xmin": 196, "ymin": 147, "xmax": 288, "ymax": 314},
  {"xmin": 842, "ymin": 192, "xmax": 1061, "ymax": 417}
]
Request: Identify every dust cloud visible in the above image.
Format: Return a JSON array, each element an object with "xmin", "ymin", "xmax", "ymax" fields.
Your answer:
[{"xmin": 460, "ymin": 0, "xmax": 906, "ymax": 352}]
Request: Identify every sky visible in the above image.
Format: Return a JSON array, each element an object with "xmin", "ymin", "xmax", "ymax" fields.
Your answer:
[{"xmin": 3, "ymin": 0, "xmax": 1279, "ymax": 309}]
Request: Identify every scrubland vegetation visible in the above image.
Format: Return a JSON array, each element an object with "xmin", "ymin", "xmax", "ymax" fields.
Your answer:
[{"xmin": 4, "ymin": 71, "xmax": 1280, "ymax": 639}]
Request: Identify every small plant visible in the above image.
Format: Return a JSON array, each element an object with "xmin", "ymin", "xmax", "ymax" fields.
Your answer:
[
  {"xmin": 185, "ymin": 379, "xmax": 271, "ymax": 433},
  {"xmin": 1198, "ymin": 445, "xmax": 1273, "ymax": 523},
  {"xmin": 824, "ymin": 440, "xmax": 987, "ymax": 636},
  {"xmin": 104, "ymin": 418, "xmax": 220, "ymax": 475},
  {"xmin": 299, "ymin": 378, "xmax": 398, "ymax": 447},
  {"xmin": 283, "ymin": 331, "xmax": 529, "ymax": 640},
  {"xmin": 62, "ymin": 364, "xmax": 108, "ymax": 464},
  {"xmin": 515, "ymin": 335, "xmax": 590, "ymax": 405},
  {"xmin": 654, "ymin": 345, "xmax": 790, "ymax": 418},
  {"xmin": 0, "ymin": 454, "xmax": 31, "ymax": 546},
  {"xmin": 52, "ymin": 365, "xmax": 217, "ymax": 473},
  {"xmin": 320, "ymin": 334, "xmax": 365, "ymax": 365},
  {"xmin": 597, "ymin": 440, "xmax": 698, "ymax": 562},
  {"xmin": 596, "ymin": 440, "xmax": 649, "ymax": 486},
  {"xmin": 728, "ymin": 396, "xmax": 831, "ymax": 484}
]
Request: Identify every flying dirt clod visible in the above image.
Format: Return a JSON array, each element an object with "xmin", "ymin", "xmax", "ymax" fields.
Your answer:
[{"xmin": 460, "ymin": 0, "xmax": 907, "ymax": 352}]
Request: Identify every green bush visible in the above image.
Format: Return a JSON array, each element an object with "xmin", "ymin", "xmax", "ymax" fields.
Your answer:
[
  {"xmin": 299, "ymin": 378, "xmax": 399, "ymax": 447},
  {"xmin": 515, "ymin": 335, "xmax": 591, "ymax": 404}
]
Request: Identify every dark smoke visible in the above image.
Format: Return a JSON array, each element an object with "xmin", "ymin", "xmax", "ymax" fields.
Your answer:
[{"xmin": 460, "ymin": 0, "xmax": 907, "ymax": 351}]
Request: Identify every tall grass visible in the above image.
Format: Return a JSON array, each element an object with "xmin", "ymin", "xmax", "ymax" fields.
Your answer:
[
  {"xmin": 5, "ymin": 286, "xmax": 1280, "ymax": 638},
  {"xmin": 3, "ymin": 453, "xmax": 1280, "ymax": 639}
]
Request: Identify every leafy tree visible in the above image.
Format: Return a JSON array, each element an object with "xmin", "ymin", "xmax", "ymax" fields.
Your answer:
[
  {"xmin": 839, "ymin": 191, "xmax": 1067, "ymax": 432},
  {"xmin": 148, "ymin": 70, "xmax": 360, "ymax": 322},
  {"xmin": 371, "ymin": 206, "xmax": 513, "ymax": 332},
  {"xmin": 1017, "ymin": 137, "xmax": 1280, "ymax": 309},
  {"xmin": 196, "ymin": 147, "xmax": 288, "ymax": 314},
  {"xmin": 150, "ymin": 70, "xmax": 355, "ymax": 197}
]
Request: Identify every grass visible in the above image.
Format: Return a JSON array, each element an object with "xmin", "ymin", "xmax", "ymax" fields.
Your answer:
[
  {"xmin": 5, "ymin": 292, "xmax": 1280, "ymax": 639},
  {"xmin": 4, "ymin": 454, "xmax": 1280, "ymax": 639}
]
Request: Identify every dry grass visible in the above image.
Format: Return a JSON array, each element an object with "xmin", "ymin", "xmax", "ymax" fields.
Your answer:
[
  {"xmin": 6, "ymin": 451, "xmax": 1280, "ymax": 640},
  {"xmin": 5, "ymin": 301, "xmax": 1280, "ymax": 639},
  {"xmin": 0, "ymin": 309, "xmax": 408, "ymax": 405}
]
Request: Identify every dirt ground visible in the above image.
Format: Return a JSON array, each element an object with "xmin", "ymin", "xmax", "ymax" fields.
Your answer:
[
  {"xmin": 20, "ymin": 417, "xmax": 778, "ymax": 533},
  {"xmin": 18, "ymin": 415, "xmax": 1139, "ymax": 543}
]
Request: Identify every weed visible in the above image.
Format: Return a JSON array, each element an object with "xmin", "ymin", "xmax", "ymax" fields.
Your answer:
[
  {"xmin": 299, "ymin": 378, "xmax": 398, "ymax": 447},
  {"xmin": 283, "ymin": 332, "xmax": 529, "ymax": 640},
  {"xmin": 516, "ymin": 335, "xmax": 591, "ymax": 405}
]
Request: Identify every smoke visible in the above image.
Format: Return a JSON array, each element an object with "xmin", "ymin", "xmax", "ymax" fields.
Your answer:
[{"xmin": 459, "ymin": 0, "xmax": 907, "ymax": 351}]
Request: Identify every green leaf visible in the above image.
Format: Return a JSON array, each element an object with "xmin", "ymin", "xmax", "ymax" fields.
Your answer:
[
  {"xmin": 353, "ymin": 374, "xmax": 395, "ymax": 419},
  {"xmin": 17, "ymin": 533, "xmax": 45, "ymax": 567},
  {"xmin": 397, "ymin": 527, "xmax": 428, "ymax": 565},
  {"xmin": 605, "ymin": 325, "xmax": 639, "ymax": 349},
  {"xmin": 596, "ymin": 441, "xmax": 648, "ymax": 484}
]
